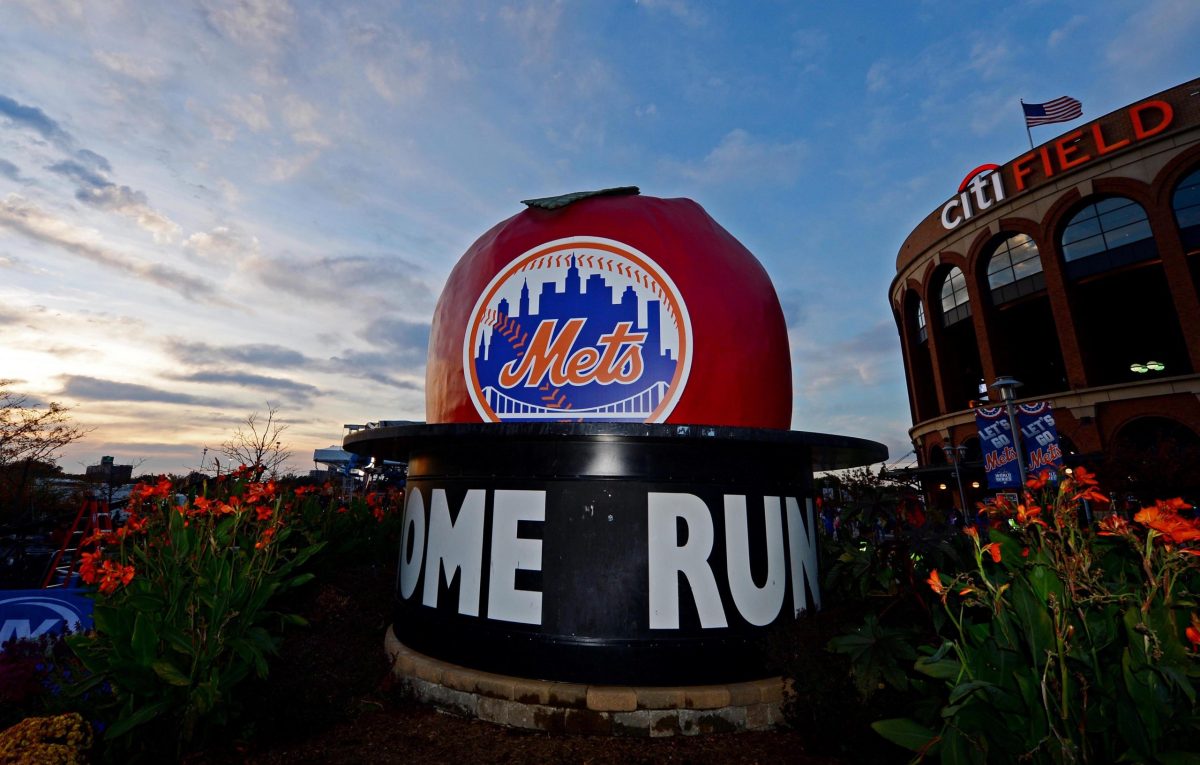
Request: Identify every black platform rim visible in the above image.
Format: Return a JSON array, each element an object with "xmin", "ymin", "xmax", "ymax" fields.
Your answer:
[{"xmin": 344, "ymin": 421, "xmax": 887, "ymax": 471}]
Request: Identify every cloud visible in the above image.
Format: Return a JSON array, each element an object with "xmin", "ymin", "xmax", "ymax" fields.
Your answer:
[
  {"xmin": 166, "ymin": 339, "xmax": 315, "ymax": 369},
  {"xmin": 665, "ymin": 129, "xmax": 807, "ymax": 187},
  {"xmin": 865, "ymin": 60, "xmax": 890, "ymax": 94},
  {"xmin": 793, "ymin": 319, "xmax": 901, "ymax": 396},
  {"xmin": 60, "ymin": 375, "xmax": 229, "ymax": 407},
  {"xmin": 634, "ymin": 0, "xmax": 707, "ymax": 27},
  {"xmin": 0, "ymin": 195, "xmax": 221, "ymax": 303},
  {"xmin": 497, "ymin": 1, "xmax": 564, "ymax": 65},
  {"xmin": 46, "ymin": 160, "xmax": 182, "ymax": 243},
  {"xmin": 792, "ymin": 28, "xmax": 830, "ymax": 70},
  {"xmin": 227, "ymin": 94, "xmax": 271, "ymax": 132},
  {"xmin": 0, "ymin": 94, "xmax": 73, "ymax": 149},
  {"xmin": 966, "ymin": 39, "xmax": 1011, "ymax": 81},
  {"xmin": 183, "ymin": 226, "xmax": 260, "ymax": 263},
  {"xmin": 243, "ymin": 252, "xmax": 436, "ymax": 313},
  {"xmin": 1048, "ymin": 15, "xmax": 1086, "ymax": 48},
  {"xmin": 328, "ymin": 349, "xmax": 422, "ymax": 390},
  {"xmin": 359, "ymin": 317, "xmax": 430, "ymax": 366},
  {"xmin": 172, "ymin": 370, "xmax": 321, "ymax": 403},
  {"xmin": 0, "ymin": 159, "xmax": 25, "ymax": 182},
  {"xmin": 280, "ymin": 94, "xmax": 329, "ymax": 148},
  {"xmin": 199, "ymin": 0, "xmax": 295, "ymax": 52},
  {"xmin": 1105, "ymin": 0, "xmax": 1200, "ymax": 76},
  {"xmin": 94, "ymin": 51, "xmax": 170, "ymax": 83}
]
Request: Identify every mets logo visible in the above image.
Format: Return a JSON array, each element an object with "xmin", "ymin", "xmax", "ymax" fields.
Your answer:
[{"xmin": 464, "ymin": 236, "xmax": 692, "ymax": 422}]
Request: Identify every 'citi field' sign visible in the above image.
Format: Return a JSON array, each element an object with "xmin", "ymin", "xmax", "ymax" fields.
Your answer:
[{"xmin": 940, "ymin": 99, "xmax": 1175, "ymax": 230}]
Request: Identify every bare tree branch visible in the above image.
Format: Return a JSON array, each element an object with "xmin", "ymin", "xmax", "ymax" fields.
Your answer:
[
  {"xmin": 0, "ymin": 379, "xmax": 91, "ymax": 517},
  {"xmin": 215, "ymin": 404, "xmax": 292, "ymax": 479}
]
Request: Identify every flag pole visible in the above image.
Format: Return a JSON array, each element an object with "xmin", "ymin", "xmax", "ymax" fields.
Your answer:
[{"xmin": 1020, "ymin": 99, "xmax": 1034, "ymax": 150}]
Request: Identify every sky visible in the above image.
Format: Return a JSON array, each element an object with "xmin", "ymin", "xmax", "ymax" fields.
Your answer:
[{"xmin": 0, "ymin": 0, "xmax": 1197, "ymax": 477}]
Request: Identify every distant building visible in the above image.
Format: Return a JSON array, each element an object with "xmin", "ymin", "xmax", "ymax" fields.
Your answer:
[
  {"xmin": 890, "ymin": 77, "xmax": 1200, "ymax": 506},
  {"xmin": 85, "ymin": 456, "xmax": 133, "ymax": 485}
]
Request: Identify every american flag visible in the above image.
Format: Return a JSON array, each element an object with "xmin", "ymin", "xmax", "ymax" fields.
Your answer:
[{"xmin": 1022, "ymin": 96, "xmax": 1083, "ymax": 127}]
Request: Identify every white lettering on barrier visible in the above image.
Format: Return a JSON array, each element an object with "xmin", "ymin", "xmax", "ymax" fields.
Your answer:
[
  {"xmin": 723, "ymin": 495, "xmax": 786, "ymax": 626},
  {"xmin": 423, "ymin": 489, "xmax": 486, "ymax": 615},
  {"xmin": 398, "ymin": 487, "xmax": 820, "ymax": 630},
  {"xmin": 488, "ymin": 490, "xmax": 545, "ymax": 625},
  {"xmin": 399, "ymin": 489, "xmax": 426, "ymax": 600},
  {"xmin": 786, "ymin": 497, "xmax": 821, "ymax": 614},
  {"xmin": 647, "ymin": 492, "xmax": 727, "ymax": 629}
]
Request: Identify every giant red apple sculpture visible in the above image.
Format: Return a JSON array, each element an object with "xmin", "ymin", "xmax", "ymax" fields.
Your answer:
[{"xmin": 425, "ymin": 187, "xmax": 792, "ymax": 428}]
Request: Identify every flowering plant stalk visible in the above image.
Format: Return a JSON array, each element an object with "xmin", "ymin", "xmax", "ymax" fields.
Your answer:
[
  {"xmin": 873, "ymin": 468, "xmax": 1200, "ymax": 763},
  {"xmin": 67, "ymin": 468, "xmax": 325, "ymax": 758}
]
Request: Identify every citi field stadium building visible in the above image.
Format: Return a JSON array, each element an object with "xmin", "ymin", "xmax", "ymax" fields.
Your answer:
[{"xmin": 890, "ymin": 78, "xmax": 1200, "ymax": 505}]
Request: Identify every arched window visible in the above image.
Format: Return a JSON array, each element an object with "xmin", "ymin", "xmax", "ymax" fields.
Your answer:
[
  {"xmin": 1060, "ymin": 196, "xmax": 1155, "ymax": 279},
  {"xmin": 915, "ymin": 300, "xmax": 927, "ymax": 342},
  {"xmin": 940, "ymin": 267, "xmax": 970, "ymax": 326},
  {"xmin": 986, "ymin": 233, "xmax": 1044, "ymax": 303},
  {"xmin": 1173, "ymin": 167, "xmax": 1200, "ymax": 250}
]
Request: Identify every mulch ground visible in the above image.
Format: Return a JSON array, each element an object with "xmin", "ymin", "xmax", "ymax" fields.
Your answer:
[{"xmin": 193, "ymin": 560, "xmax": 845, "ymax": 765}]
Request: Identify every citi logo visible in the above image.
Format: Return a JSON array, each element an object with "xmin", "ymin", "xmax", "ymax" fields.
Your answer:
[
  {"xmin": 940, "ymin": 164, "xmax": 1006, "ymax": 230},
  {"xmin": 0, "ymin": 595, "xmax": 89, "ymax": 645},
  {"xmin": 464, "ymin": 236, "xmax": 692, "ymax": 422}
]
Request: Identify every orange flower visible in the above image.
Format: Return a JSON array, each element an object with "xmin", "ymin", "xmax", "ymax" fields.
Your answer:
[
  {"xmin": 983, "ymin": 543, "xmax": 1002, "ymax": 563},
  {"xmin": 244, "ymin": 481, "xmax": 277, "ymax": 505},
  {"xmin": 1016, "ymin": 504, "xmax": 1046, "ymax": 527},
  {"xmin": 926, "ymin": 569, "xmax": 945, "ymax": 595},
  {"xmin": 97, "ymin": 560, "xmax": 135, "ymax": 594},
  {"xmin": 254, "ymin": 526, "xmax": 277, "ymax": 550},
  {"xmin": 1026, "ymin": 470, "xmax": 1050, "ymax": 491},
  {"xmin": 1187, "ymin": 614, "xmax": 1200, "ymax": 649},
  {"xmin": 1021, "ymin": 547, "xmax": 1030, "ymax": 558},
  {"xmin": 1072, "ymin": 466, "xmax": 1099, "ymax": 486},
  {"xmin": 1097, "ymin": 514, "xmax": 1131, "ymax": 537},
  {"xmin": 1135, "ymin": 500, "xmax": 1200, "ymax": 545},
  {"xmin": 78, "ymin": 550, "xmax": 102, "ymax": 584},
  {"xmin": 255, "ymin": 504, "xmax": 274, "ymax": 522},
  {"xmin": 132, "ymin": 476, "xmax": 174, "ymax": 501},
  {"xmin": 964, "ymin": 526, "xmax": 978, "ymax": 539}
]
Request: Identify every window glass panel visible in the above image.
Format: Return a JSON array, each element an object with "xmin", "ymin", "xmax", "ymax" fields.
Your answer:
[
  {"xmin": 1012, "ymin": 256, "xmax": 1042, "ymax": 280},
  {"xmin": 1100, "ymin": 203, "xmax": 1146, "ymax": 230},
  {"xmin": 1172, "ymin": 169, "xmax": 1200, "ymax": 230},
  {"xmin": 1061, "ymin": 196, "xmax": 1152, "ymax": 265},
  {"xmin": 1103, "ymin": 220, "xmax": 1152, "ymax": 249},
  {"xmin": 1095, "ymin": 196, "xmax": 1134, "ymax": 214},
  {"xmin": 1063, "ymin": 234, "xmax": 1106, "ymax": 262},
  {"xmin": 1062, "ymin": 217, "xmax": 1101, "ymax": 245}
]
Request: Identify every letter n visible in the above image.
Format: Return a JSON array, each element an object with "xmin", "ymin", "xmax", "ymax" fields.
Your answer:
[{"xmin": 786, "ymin": 497, "xmax": 821, "ymax": 615}]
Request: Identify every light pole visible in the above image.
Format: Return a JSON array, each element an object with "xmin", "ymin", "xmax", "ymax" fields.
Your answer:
[
  {"xmin": 942, "ymin": 443, "xmax": 969, "ymax": 519},
  {"xmin": 990, "ymin": 376, "xmax": 1028, "ymax": 490}
]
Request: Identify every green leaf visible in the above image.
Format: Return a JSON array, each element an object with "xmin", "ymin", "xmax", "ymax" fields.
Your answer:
[
  {"xmin": 871, "ymin": 718, "xmax": 940, "ymax": 753},
  {"xmin": 1011, "ymin": 580, "xmax": 1054, "ymax": 665},
  {"xmin": 152, "ymin": 660, "xmax": 191, "ymax": 687},
  {"xmin": 949, "ymin": 679, "xmax": 995, "ymax": 705},
  {"xmin": 131, "ymin": 612, "xmax": 158, "ymax": 666},
  {"xmin": 105, "ymin": 699, "xmax": 171, "ymax": 740},
  {"xmin": 942, "ymin": 724, "xmax": 986, "ymax": 765},
  {"xmin": 915, "ymin": 654, "xmax": 961, "ymax": 681}
]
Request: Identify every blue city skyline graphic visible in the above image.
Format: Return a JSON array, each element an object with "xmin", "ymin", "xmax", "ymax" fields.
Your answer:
[{"xmin": 472, "ymin": 254, "xmax": 681, "ymax": 422}]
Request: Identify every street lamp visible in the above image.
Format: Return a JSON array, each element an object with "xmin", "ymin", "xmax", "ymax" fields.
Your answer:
[
  {"xmin": 942, "ymin": 443, "xmax": 969, "ymax": 519},
  {"xmin": 990, "ymin": 376, "xmax": 1028, "ymax": 490}
]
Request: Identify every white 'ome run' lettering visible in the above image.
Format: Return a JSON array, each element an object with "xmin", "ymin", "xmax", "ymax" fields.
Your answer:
[
  {"xmin": 648, "ymin": 494, "xmax": 820, "ymax": 629},
  {"xmin": 399, "ymin": 487, "xmax": 544, "ymax": 626},
  {"xmin": 398, "ymin": 487, "xmax": 820, "ymax": 631}
]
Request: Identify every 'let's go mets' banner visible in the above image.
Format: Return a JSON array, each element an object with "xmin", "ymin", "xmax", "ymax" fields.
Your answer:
[{"xmin": 975, "ymin": 401, "xmax": 1063, "ymax": 490}]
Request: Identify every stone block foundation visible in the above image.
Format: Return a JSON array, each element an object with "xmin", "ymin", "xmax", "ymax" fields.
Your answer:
[{"xmin": 385, "ymin": 627, "xmax": 784, "ymax": 736}]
